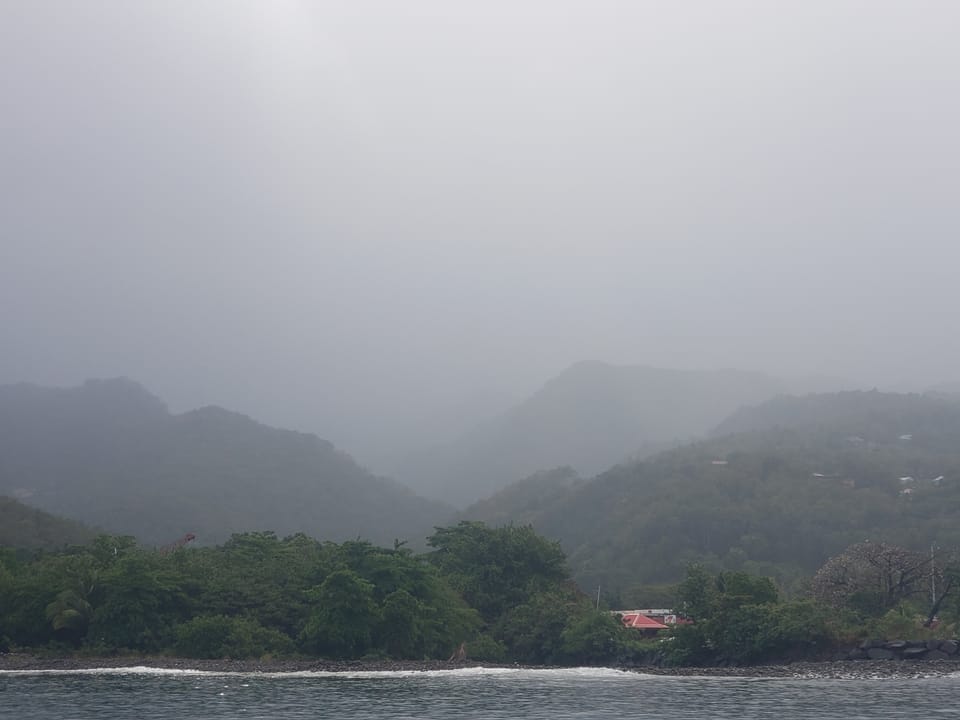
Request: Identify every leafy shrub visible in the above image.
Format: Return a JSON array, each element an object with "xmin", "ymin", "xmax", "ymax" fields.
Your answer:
[
  {"xmin": 298, "ymin": 569, "xmax": 379, "ymax": 658},
  {"xmin": 173, "ymin": 615, "xmax": 293, "ymax": 659},
  {"xmin": 560, "ymin": 611, "xmax": 633, "ymax": 665},
  {"xmin": 866, "ymin": 604, "xmax": 930, "ymax": 640},
  {"xmin": 663, "ymin": 623, "xmax": 712, "ymax": 666},
  {"xmin": 466, "ymin": 634, "xmax": 507, "ymax": 662},
  {"xmin": 666, "ymin": 565, "xmax": 838, "ymax": 665},
  {"xmin": 492, "ymin": 590, "xmax": 576, "ymax": 664}
]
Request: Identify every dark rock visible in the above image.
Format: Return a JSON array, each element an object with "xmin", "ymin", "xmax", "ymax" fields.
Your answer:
[
  {"xmin": 866, "ymin": 648, "xmax": 895, "ymax": 660},
  {"xmin": 940, "ymin": 640, "xmax": 958, "ymax": 655},
  {"xmin": 847, "ymin": 649, "xmax": 867, "ymax": 660},
  {"xmin": 907, "ymin": 640, "xmax": 928, "ymax": 648},
  {"xmin": 902, "ymin": 647, "xmax": 928, "ymax": 659},
  {"xmin": 927, "ymin": 650, "xmax": 950, "ymax": 661},
  {"xmin": 884, "ymin": 640, "xmax": 908, "ymax": 650},
  {"xmin": 927, "ymin": 639, "xmax": 942, "ymax": 650},
  {"xmin": 860, "ymin": 638, "xmax": 884, "ymax": 650}
]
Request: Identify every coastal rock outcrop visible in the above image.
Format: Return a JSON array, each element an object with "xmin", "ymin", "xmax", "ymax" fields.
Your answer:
[{"xmin": 846, "ymin": 639, "xmax": 960, "ymax": 662}]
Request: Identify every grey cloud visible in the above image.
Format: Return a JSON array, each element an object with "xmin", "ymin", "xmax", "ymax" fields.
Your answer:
[{"xmin": 2, "ymin": 1, "xmax": 958, "ymax": 468}]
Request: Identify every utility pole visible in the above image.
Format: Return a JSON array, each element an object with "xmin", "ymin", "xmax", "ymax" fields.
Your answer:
[{"xmin": 931, "ymin": 542, "xmax": 937, "ymax": 607}]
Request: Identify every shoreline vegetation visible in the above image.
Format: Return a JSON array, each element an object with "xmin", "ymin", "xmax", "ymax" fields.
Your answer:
[
  {"xmin": 5, "ymin": 523, "xmax": 960, "ymax": 670},
  {"xmin": 2, "ymin": 653, "xmax": 959, "ymax": 679}
]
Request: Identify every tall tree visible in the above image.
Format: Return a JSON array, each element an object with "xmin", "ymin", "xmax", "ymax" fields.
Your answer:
[
  {"xmin": 427, "ymin": 521, "xmax": 567, "ymax": 622},
  {"xmin": 811, "ymin": 541, "xmax": 931, "ymax": 616}
]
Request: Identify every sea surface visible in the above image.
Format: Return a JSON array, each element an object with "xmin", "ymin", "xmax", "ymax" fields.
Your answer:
[{"xmin": 2, "ymin": 666, "xmax": 959, "ymax": 720}]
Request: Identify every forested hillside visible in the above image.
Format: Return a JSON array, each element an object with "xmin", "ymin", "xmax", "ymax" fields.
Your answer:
[
  {"xmin": 0, "ymin": 497, "xmax": 96, "ymax": 550},
  {"xmin": 462, "ymin": 391, "xmax": 960, "ymax": 604},
  {"xmin": 398, "ymin": 362, "xmax": 821, "ymax": 506},
  {"xmin": 0, "ymin": 379, "xmax": 451, "ymax": 546},
  {"xmin": 455, "ymin": 467, "xmax": 583, "ymax": 528}
]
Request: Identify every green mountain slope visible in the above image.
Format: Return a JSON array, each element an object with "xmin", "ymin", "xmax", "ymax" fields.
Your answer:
[
  {"xmin": 462, "ymin": 391, "xmax": 960, "ymax": 600},
  {"xmin": 455, "ymin": 466, "xmax": 583, "ymax": 528},
  {"xmin": 0, "ymin": 379, "xmax": 451, "ymax": 546},
  {"xmin": 0, "ymin": 496, "xmax": 96, "ymax": 549},
  {"xmin": 398, "ymin": 362, "xmax": 821, "ymax": 507}
]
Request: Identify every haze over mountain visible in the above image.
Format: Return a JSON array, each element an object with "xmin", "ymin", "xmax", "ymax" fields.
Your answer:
[
  {"xmin": 926, "ymin": 381, "xmax": 960, "ymax": 397},
  {"xmin": 0, "ymin": 496, "xmax": 97, "ymax": 550},
  {"xmin": 460, "ymin": 390, "xmax": 960, "ymax": 602},
  {"xmin": 3, "ymin": 2, "xmax": 960, "ymax": 473},
  {"xmin": 397, "ymin": 361, "xmax": 851, "ymax": 506},
  {"xmin": 714, "ymin": 389, "xmax": 960, "ymax": 443},
  {"xmin": 0, "ymin": 379, "xmax": 450, "ymax": 547}
]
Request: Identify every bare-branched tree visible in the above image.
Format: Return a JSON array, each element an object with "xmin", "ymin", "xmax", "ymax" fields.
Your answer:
[{"xmin": 811, "ymin": 541, "xmax": 936, "ymax": 616}]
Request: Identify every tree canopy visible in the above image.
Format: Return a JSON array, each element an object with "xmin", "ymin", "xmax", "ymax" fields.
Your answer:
[{"xmin": 1, "ymin": 523, "xmax": 639, "ymax": 665}]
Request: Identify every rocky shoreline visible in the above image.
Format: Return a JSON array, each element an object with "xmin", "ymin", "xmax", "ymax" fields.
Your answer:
[
  {"xmin": 634, "ymin": 660, "xmax": 960, "ymax": 679},
  {"xmin": 2, "ymin": 653, "xmax": 959, "ymax": 679}
]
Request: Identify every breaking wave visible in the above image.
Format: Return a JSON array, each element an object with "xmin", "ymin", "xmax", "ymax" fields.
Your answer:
[{"xmin": 0, "ymin": 665, "xmax": 642, "ymax": 680}]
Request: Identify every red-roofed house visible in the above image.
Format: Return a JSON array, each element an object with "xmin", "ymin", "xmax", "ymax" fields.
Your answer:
[{"xmin": 618, "ymin": 611, "xmax": 668, "ymax": 634}]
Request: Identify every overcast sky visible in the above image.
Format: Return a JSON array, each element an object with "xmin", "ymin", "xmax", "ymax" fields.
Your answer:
[{"xmin": 2, "ymin": 1, "xmax": 958, "ymax": 466}]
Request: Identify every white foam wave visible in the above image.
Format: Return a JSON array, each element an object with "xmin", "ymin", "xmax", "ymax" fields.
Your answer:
[
  {"xmin": 269, "ymin": 666, "xmax": 641, "ymax": 680},
  {"xmin": 0, "ymin": 666, "xmax": 217, "ymax": 677},
  {"xmin": 9, "ymin": 665, "xmax": 958, "ymax": 682},
  {"xmin": 0, "ymin": 665, "xmax": 641, "ymax": 680}
]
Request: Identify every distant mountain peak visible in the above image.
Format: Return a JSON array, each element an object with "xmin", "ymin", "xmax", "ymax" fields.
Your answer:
[
  {"xmin": 79, "ymin": 376, "xmax": 169, "ymax": 412},
  {"xmin": 0, "ymin": 377, "xmax": 169, "ymax": 430},
  {"xmin": 397, "ymin": 362, "xmax": 812, "ymax": 507},
  {"xmin": 0, "ymin": 379, "xmax": 449, "ymax": 547}
]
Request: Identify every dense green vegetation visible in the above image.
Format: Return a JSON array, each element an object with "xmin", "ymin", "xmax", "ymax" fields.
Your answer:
[
  {"xmin": 5, "ymin": 524, "xmax": 957, "ymax": 666},
  {"xmin": 665, "ymin": 566, "xmax": 835, "ymax": 666},
  {"xmin": 0, "ymin": 522, "xmax": 643, "ymax": 665},
  {"xmin": 0, "ymin": 379, "xmax": 450, "ymax": 546},
  {"xmin": 662, "ymin": 539, "xmax": 960, "ymax": 667},
  {"xmin": 462, "ymin": 391, "xmax": 960, "ymax": 605}
]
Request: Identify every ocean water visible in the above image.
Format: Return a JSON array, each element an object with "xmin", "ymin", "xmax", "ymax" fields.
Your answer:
[{"xmin": 2, "ymin": 666, "xmax": 959, "ymax": 720}]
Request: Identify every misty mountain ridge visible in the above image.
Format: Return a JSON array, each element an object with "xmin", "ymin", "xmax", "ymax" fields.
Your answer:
[
  {"xmin": 396, "ymin": 360, "xmax": 855, "ymax": 507},
  {"xmin": 460, "ymin": 389, "xmax": 960, "ymax": 600},
  {"xmin": 925, "ymin": 380, "xmax": 960, "ymax": 397},
  {"xmin": 0, "ymin": 378, "xmax": 450, "ymax": 547},
  {"xmin": 0, "ymin": 495, "xmax": 97, "ymax": 550},
  {"xmin": 714, "ymin": 389, "xmax": 960, "ymax": 451},
  {"xmin": 454, "ymin": 466, "xmax": 583, "ymax": 529}
]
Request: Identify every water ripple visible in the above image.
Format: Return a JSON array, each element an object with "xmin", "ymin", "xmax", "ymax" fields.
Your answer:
[{"xmin": 2, "ymin": 667, "xmax": 959, "ymax": 720}]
